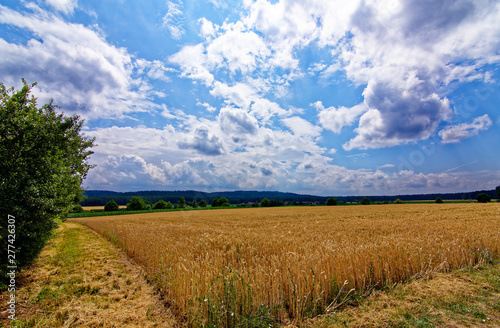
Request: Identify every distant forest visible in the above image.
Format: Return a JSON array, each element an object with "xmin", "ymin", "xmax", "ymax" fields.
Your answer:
[{"xmin": 80, "ymin": 189, "xmax": 498, "ymax": 206}]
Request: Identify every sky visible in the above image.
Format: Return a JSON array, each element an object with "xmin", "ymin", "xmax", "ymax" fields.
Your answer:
[{"xmin": 1, "ymin": 0, "xmax": 499, "ymax": 196}]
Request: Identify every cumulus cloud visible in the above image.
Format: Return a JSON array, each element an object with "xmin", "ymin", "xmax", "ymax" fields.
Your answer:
[
  {"xmin": 218, "ymin": 106, "xmax": 259, "ymax": 136},
  {"xmin": 439, "ymin": 114, "xmax": 493, "ymax": 144},
  {"xmin": 281, "ymin": 116, "xmax": 322, "ymax": 138},
  {"xmin": 0, "ymin": 4, "xmax": 161, "ymax": 119},
  {"xmin": 178, "ymin": 125, "xmax": 224, "ymax": 155},
  {"xmin": 316, "ymin": 101, "xmax": 367, "ymax": 134}
]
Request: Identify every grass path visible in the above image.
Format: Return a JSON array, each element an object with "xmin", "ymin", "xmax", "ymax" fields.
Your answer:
[{"xmin": 0, "ymin": 222, "xmax": 177, "ymax": 327}]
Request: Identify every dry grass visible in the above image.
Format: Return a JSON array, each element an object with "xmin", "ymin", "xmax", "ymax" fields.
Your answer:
[
  {"xmin": 306, "ymin": 260, "xmax": 500, "ymax": 327},
  {"xmin": 71, "ymin": 203, "xmax": 500, "ymax": 327},
  {"xmin": 0, "ymin": 222, "xmax": 177, "ymax": 327},
  {"xmin": 82, "ymin": 206, "xmax": 126, "ymax": 211}
]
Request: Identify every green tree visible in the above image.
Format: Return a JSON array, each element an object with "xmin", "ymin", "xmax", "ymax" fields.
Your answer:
[
  {"xmin": 199, "ymin": 199, "xmax": 207, "ymax": 207},
  {"xmin": 361, "ymin": 197, "xmax": 371, "ymax": 205},
  {"xmin": 219, "ymin": 197, "xmax": 229, "ymax": 207},
  {"xmin": 127, "ymin": 196, "xmax": 146, "ymax": 210},
  {"xmin": 179, "ymin": 196, "xmax": 186, "ymax": 208},
  {"xmin": 211, "ymin": 198, "xmax": 219, "ymax": 207},
  {"xmin": 153, "ymin": 200, "xmax": 172, "ymax": 210},
  {"xmin": 435, "ymin": 197, "xmax": 444, "ymax": 204},
  {"xmin": 261, "ymin": 198, "xmax": 270, "ymax": 207},
  {"xmin": 476, "ymin": 193, "xmax": 491, "ymax": 203},
  {"xmin": 326, "ymin": 197, "xmax": 337, "ymax": 206},
  {"xmin": 496, "ymin": 185, "xmax": 500, "ymax": 201},
  {"xmin": 191, "ymin": 200, "xmax": 198, "ymax": 208},
  {"xmin": 104, "ymin": 200, "xmax": 119, "ymax": 211},
  {"xmin": 0, "ymin": 80, "xmax": 95, "ymax": 279},
  {"xmin": 71, "ymin": 204, "xmax": 84, "ymax": 213},
  {"xmin": 394, "ymin": 199, "xmax": 405, "ymax": 204}
]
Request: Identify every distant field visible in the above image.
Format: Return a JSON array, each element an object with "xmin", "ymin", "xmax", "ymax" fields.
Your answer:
[
  {"xmin": 82, "ymin": 205, "xmax": 126, "ymax": 211},
  {"xmin": 71, "ymin": 203, "xmax": 500, "ymax": 327}
]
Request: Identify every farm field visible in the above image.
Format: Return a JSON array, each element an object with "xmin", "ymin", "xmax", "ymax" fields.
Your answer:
[{"xmin": 71, "ymin": 203, "xmax": 500, "ymax": 327}]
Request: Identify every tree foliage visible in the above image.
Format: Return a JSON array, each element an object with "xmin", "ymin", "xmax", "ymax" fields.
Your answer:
[
  {"xmin": 178, "ymin": 196, "xmax": 186, "ymax": 209},
  {"xmin": 127, "ymin": 196, "xmax": 146, "ymax": 210},
  {"xmin": 199, "ymin": 199, "xmax": 207, "ymax": 207},
  {"xmin": 104, "ymin": 200, "xmax": 120, "ymax": 211},
  {"xmin": 261, "ymin": 198, "xmax": 270, "ymax": 207},
  {"xmin": 326, "ymin": 197, "xmax": 337, "ymax": 206},
  {"xmin": 218, "ymin": 197, "xmax": 229, "ymax": 207},
  {"xmin": 476, "ymin": 193, "xmax": 491, "ymax": 203},
  {"xmin": 361, "ymin": 197, "xmax": 371, "ymax": 205},
  {"xmin": 435, "ymin": 197, "xmax": 443, "ymax": 204},
  {"xmin": 211, "ymin": 198, "xmax": 219, "ymax": 207},
  {"xmin": 153, "ymin": 200, "xmax": 172, "ymax": 210},
  {"xmin": 0, "ymin": 80, "xmax": 95, "ymax": 280}
]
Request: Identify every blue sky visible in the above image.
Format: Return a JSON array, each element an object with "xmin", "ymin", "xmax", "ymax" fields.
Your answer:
[{"xmin": 1, "ymin": 0, "xmax": 499, "ymax": 196}]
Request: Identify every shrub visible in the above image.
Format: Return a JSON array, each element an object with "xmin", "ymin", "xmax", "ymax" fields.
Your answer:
[
  {"xmin": 326, "ymin": 197, "xmax": 337, "ymax": 206},
  {"xmin": 153, "ymin": 200, "xmax": 172, "ymax": 210},
  {"xmin": 104, "ymin": 200, "xmax": 120, "ymax": 211},
  {"xmin": 394, "ymin": 199, "xmax": 405, "ymax": 204},
  {"xmin": 0, "ymin": 80, "xmax": 95, "ymax": 280},
  {"xmin": 476, "ymin": 193, "xmax": 491, "ymax": 203},
  {"xmin": 178, "ymin": 197, "xmax": 186, "ymax": 209},
  {"xmin": 211, "ymin": 198, "xmax": 219, "ymax": 207},
  {"xmin": 261, "ymin": 198, "xmax": 270, "ymax": 207},
  {"xmin": 435, "ymin": 197, "xmax": 444, "ymax": 204},
  {"xmin": 219, "ymin": 197, "xmax": 230, "ymax": 207},
  {"xmin": 126, "ymin": 196, "xmax": 146, "ymax": 211},
  {"xmin": 361, "ymin": 197, "xmax": 371, "ymax": 205},
  {"xmin": 71, "ymin": 204, "xmax": 84, "ymax": 213},
  {"xmin": 199, "ymin": 200, "xmax": 207, "ymax": 207}
]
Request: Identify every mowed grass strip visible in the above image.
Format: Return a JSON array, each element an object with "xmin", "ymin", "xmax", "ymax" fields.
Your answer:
[
  {"xmin": 0, "ymin": 222, "xmax": 176, "ymax": 327},
  {"xmin": 72, "ymin": 203, "xmax": 500, "ymax": 327}
]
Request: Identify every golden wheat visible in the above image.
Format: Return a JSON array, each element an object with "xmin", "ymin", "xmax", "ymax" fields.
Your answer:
[{"xmin": 71, "ymin": 203, "xmax": 500, "ymax": 326}]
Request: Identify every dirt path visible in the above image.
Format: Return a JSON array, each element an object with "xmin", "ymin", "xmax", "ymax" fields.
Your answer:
[{"xmin": 0, "ymin": 222, "xmax": 177, "ymax": 327}]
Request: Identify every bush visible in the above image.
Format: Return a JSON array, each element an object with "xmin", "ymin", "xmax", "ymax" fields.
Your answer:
[
  {"xmin": 104, "ymin": 200, "xmax": 119, "ymax": 211},
  {"xmin": 211, "ymin": 198, "xmax": 219, "ymax": 207},
  {"xmin": 394, "ymin": 199, "xmax": 405, "ymax": 204},
  {"xmin": 126, "ymin": 196, "xmax": 147, "ymax": 210},
  {"xmin": 199, "ymin": 200, "xmax": 207, "ymax": 207},
  {"xmin": 361, "ymin": 197, "xmax": 371, "ymax": 205},
  {"xmin": 476, "ymin": 193, "xmax": 491, "ymax": 203},
  {"xmin": 326, "ymin": 197, "xmax": 337, "ymax": 206},
  {"xmin": 0, "ymin": 80, "xmax": 95, "ymax": 281},
  {"xmin": 71, "ymin": 204, "xmax": 84, "ymax": 213},
  {"xmin": 178, "ymin": 197, "xmax": 186, "ymax": 208},
  {"xmin": 261, "ymin": 198, "xmax": 270, "ymax": 207},
  {"xmin": 435, "ymin": 197, "xmax": 444, "ymax": 204},
  {"xmin": 219, "ymin": 197, "xmax": 230, "ymax": 207},
  {"xmin": 153, "ymin": 200, "xmax": 172, "ymax": 210}
]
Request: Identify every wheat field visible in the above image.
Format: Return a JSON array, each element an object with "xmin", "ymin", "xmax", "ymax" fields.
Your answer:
[{"xmin": 71, "ymin": 203, "xmax": 500, "ymax": 327}]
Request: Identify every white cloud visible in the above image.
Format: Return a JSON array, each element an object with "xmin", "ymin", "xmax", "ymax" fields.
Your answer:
[
  {"xmin": 439, "ymin": 114, "xmax": 493, "ymax": 144},
  {"xmin": 162, "ymin": 0, "xmax": 185, "ymax": 40},
  {"xmin": 0, "ymin": 5, "xmax": 160, "ymax": 119},
  {"xmin": 316, "ymin": 101, "xmax": 367, "ymax": 134},
  {"xmin": 45, "ymin": 0, "xmax": 78, "ymax": 14},
  {"xmin": 281, "ymin": 116, "xmax": 322, "ymax": 138},
  {"xmin": 169, "ymin": 44, "xmax": 214, "ymax": 86}
]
